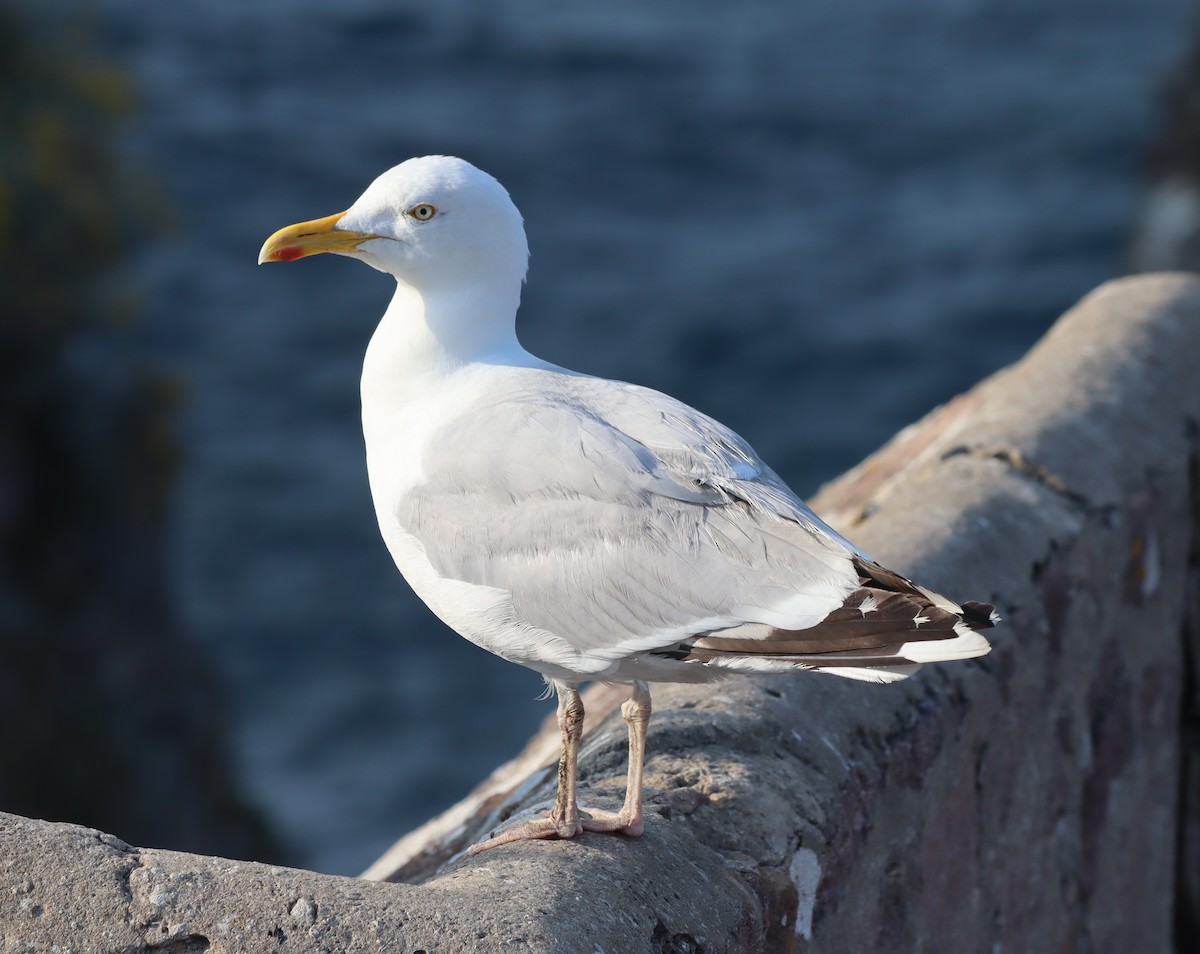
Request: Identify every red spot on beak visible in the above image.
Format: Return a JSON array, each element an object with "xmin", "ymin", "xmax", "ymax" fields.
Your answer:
[{"xmin": 274, "ymin": 245, "xmax": 304, "ymax": 262}]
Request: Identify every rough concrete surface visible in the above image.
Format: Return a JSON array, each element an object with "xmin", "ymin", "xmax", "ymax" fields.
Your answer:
[{"xmin": 3, "ymin": 274, "xmax": 1199, "ymax": 953}]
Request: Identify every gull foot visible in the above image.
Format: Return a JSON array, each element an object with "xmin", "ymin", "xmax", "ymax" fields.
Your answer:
[
  {"xmin": 466, "ymin": 804, "xmax": 644, "ymax": 854},
  {"xmin": 466, "ymin": 813, "xmax": 583, "ymax": 855},
  {"xmin": 579, "ymin": 807, "xmax": 644, "ymax": 836}
]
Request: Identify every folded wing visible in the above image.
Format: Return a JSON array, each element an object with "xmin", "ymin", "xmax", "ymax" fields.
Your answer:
[{"xmin": 395, "ymin": 368, "xmax": 994, "ymax": 681}]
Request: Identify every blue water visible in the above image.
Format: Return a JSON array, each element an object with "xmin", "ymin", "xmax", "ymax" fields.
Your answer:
[{"xmin": 86, "ymin": 0, "xmax": 1190, "ymax": 873}]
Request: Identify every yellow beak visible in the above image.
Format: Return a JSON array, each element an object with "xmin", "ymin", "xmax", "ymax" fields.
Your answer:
[{"xmin": 257, "ymin": 211, "xmax": 382, "ymax": 264}]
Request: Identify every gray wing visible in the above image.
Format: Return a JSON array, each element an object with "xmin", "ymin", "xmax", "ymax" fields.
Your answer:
[{"xmin": 394, "ymin": 369, "xmax": 864, "ymax": 664}]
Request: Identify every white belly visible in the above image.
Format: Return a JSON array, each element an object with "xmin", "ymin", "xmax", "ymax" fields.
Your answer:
[{"xmin": 372, "ymin": 507, "xmax": 619, "ymax": 683}]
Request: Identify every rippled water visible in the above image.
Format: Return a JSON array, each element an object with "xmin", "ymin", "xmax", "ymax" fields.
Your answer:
[{"xmin": 88, "ymin": 0, "xmax": 1189, "ymax": 873}]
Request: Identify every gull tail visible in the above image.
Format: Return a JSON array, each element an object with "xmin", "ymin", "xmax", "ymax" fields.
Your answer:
[{"xmin": 684, "ymin": 556, "xmax": 997, "ymax": 683}]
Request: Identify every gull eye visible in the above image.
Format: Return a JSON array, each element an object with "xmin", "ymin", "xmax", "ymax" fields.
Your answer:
[{"xmin": 407, "ymin": 203, "xmax": 437, "ymax": 222}]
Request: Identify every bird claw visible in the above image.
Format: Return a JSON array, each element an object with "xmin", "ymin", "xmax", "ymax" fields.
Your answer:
[
  {"xmin": 466, "ymin": 813, "xmax": 582, "ymax": 855},
  {"xmin": 579, "ymin": 807, "xmax": 644, "ymax": 836},
  {"xmin": 467, "ymin": 804, "xmax": 643, "ymax": 854},
  {"xmin": 540, "ymin": 804, "xmax": 642, "ymax": 832}
]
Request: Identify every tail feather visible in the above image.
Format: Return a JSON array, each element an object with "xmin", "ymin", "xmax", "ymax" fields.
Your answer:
[{"xmin": 678, "ymin": 555, "xmax": 995, "ymax": 683}]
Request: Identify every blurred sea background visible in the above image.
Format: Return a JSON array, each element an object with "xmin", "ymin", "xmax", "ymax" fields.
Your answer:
[{"xmin": 4, "ymin": 0, "xmax": 1196, "ymax": 875}]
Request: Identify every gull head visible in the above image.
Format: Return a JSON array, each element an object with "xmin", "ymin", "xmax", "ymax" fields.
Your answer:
[{"xmin": 258, "ymin": 155, "xmax": 529, "ymax": 292}]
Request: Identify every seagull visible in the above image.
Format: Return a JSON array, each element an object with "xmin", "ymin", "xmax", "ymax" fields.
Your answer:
[{"xmin": 259, "ymin": 156, "xmax": 995, "ymax": 854}]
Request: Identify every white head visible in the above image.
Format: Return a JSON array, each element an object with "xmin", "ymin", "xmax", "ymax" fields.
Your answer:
[{"xmin": 259, "ymin": 156, "xmax": 529, "ymax": 295}]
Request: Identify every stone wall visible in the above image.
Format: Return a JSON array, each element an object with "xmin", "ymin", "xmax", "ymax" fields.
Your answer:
[{"xmin": 2, "ymin": 274, "xmax": 1198, "ymax": 952}]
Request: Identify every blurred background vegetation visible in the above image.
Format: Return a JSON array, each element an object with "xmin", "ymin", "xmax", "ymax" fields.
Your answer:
[{"xmin": 0, "ymin": 2, "xmax": 277, "ymax": 861}]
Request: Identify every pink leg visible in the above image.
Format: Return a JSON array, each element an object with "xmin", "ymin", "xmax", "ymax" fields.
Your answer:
[
  {"xmin": 467, "ymin": 682, "xmax": 651, "ymax": 854},
  {"xmin": 467, "ymin": 684, "xmax": 585, "ymax": 854},
  {"xmin": 580, "ymin": 681, "xmax": 650, "ymax": 835}
]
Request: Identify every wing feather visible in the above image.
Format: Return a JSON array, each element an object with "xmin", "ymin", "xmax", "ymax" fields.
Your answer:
[{"xmin": 393, "ymin": 367, "xmax": 992, "ymax": 676}]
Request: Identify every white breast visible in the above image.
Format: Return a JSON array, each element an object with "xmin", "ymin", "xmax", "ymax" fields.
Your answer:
[{"xmin": 362, "ymin": 357, "xmax": 617, "ymax": 682}]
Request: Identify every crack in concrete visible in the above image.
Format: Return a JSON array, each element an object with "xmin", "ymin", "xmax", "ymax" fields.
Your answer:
[{"xmin": 941, "ymin": 444, "xmax": 1115, "ymax": 519}]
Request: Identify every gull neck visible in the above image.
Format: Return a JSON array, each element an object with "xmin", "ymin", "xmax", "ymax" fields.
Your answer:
[{"xmin": 361, "ymin": 279, "xmax": 533, "ymax": 407}]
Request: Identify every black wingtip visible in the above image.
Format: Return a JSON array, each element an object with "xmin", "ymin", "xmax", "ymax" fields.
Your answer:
[{"xmin": 960, "ymin": 600, "xmax": 999, "ymax": 630}]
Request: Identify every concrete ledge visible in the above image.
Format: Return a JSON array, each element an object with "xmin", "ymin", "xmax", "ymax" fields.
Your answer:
[{"xmin": 3, "ymin": 274, "xmax": 1199, "ymax": 952}]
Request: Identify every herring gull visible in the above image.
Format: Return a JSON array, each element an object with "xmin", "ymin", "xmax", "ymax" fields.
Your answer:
[{"xmin": 258, "ymin": 155, "xmax": 996, "ymax": 853}]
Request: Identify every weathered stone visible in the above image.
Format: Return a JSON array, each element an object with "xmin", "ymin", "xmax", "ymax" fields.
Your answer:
[{"xmin": 2, "ymin": 274, "xmax": 1198, "ymax": 951}]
